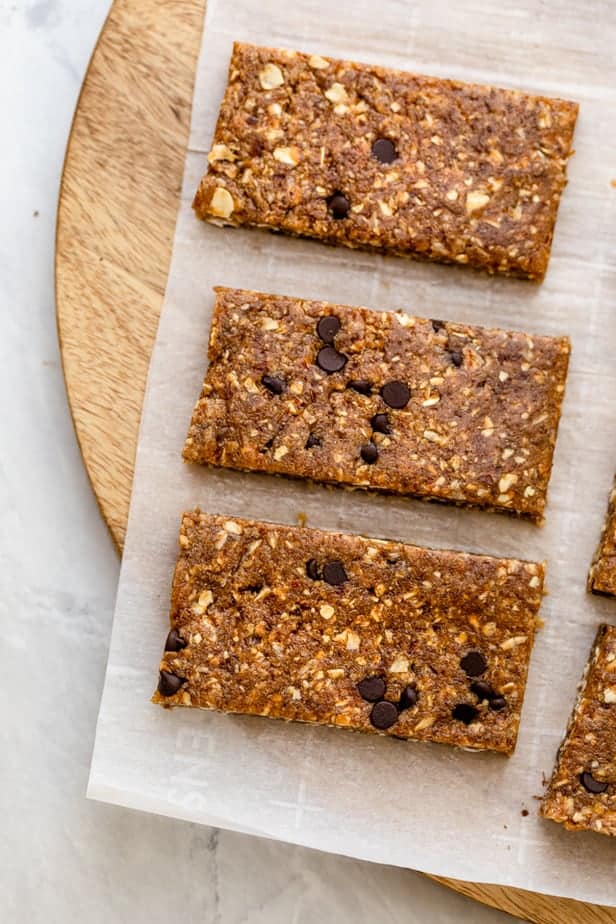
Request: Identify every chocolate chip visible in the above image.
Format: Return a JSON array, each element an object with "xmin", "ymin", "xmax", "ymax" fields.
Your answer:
[
  {"xmin": 521, "ymin": 809, "xmax": 529, "ymax": 817},
  {"xmin": 431, "ymin": 319, "xmax": 445, "ymax": 332},
  {"xmin": 489, "ymin": 696, "xmax": 507, "ymax": 712},
  {"xmin": 399, "ymin": 685, "xmax": 418, "ymax": 710},
  {"xmin": 372, "ymin": 138, "xmax": 397, "ymax": 163},
  {"xmin": 580, "ymin": 771, "xmax": 608, "ymax": 794},
  {"xmin": 471, "ymin": 680, "xmax": 494, "ymax": 701},
  {"xmin": 460, "ymin": 650, "xmax": 488, "ymax": 677},
  {"xmin": 262, "ymin": 437, "xmax": 275, "ymax": 451},
  {"xmin": 323, "ymin": 560, "xmax": 348, "ymax": 585},
  {"xmin": 370, "ymin": 700, "xmax": 399, "ymax": 729},
  {"xmin": 347, "ymin": 379, "xmax": 372, "ymax": 395},
  {"xmin": 306, "ymin": 558, "xmax": 321, "ymax": 580},
  {"xmin": 357, "ymin": 676, "xmax": 386, "ymax": 702},
  {"xmin": 452, "ymin": 703, "xmax": 478, "ymax": 725},
  {"xmin": 381, "ymin": 380, "xmax": 410, "ymax": 409},
  {"xmin": 327, "ymin": 191, "xmax": 350, "ymax": 219},
  {"xmin": 305, "ymin": 433, "xmax": 321, "ymax": 449},
  {"xmin": 261, "ymin": 374, "xmax": 286, "ymax": 394},
  {"xmin": 165, "ymin": 629, "xmax": 187, "ymax": 652},
  {"xmin": 316, "ymin": 315, "xmax": 341, "ymax": 343},
  {"xmin": 449, "ymin": 350, "xmax": 463, "ymax": 368},
  {"xmin": 360, "ymin": 442, "xmax": 378, "ymax": 464},
  {"xmin": 158, "ymin": 671, "xmax": 184, "ymax": 697},
  {"xmin": 371, "ymin": 413, "xmax": 391, "ymax": 434},
  {"xmin": 317, "ymin": 346, "xmax": 347, "ymax": 373}
]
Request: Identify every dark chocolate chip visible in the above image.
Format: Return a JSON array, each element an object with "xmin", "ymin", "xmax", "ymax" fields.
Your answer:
[
  {"xmin": 261, "ymin": 374, "xmax": 286, "ymax": 394},
  {"xmin": 305, "ymin": 432, "xmax": 321, "ymax": 449},
  {"xmin": 399, "ymin": 685, "xmax": 418, "ymax": 710},
  {"xmin": 381, "ymin": 380, "xmax": 410, "ymax": 409},
  {"xmin": 580, "ymin": 771, "xmax": 608, "ymax": 794},
  {"xmin": 357, "ymin": 676, "xmax": 386, "ymax": 702},
  {"xmin": 327, "ymin": 191, "xmax": 350, "ymax": 219},
  {"xmin": 521, "ymin": 809, "xmax": 529, "ymax": 817},
  {"xmin": 306, "ymin": 558, "xmax": 321, "ymax": 580},
  {"xmin": 460, "ymin": 650, "xmax": 488, "ymax": 677},
  {"xmin": 431, "ymin": 319, "xmax": 445, "ymax": 332},
  {"xmin": 316, "ymin": 315, "xmax": 341, "ymax": 343},
  {"xmin": 471, "ymin": 680, "xmax": 494, "ymax": 701},
  {"xmin": 371, "ymin": 412, "xmax": 391, "ymax": 434},
  {"xmin": 260, "ymin": 436, "xmax": 275, "ymax": 453},
  {"xmin": 165, "ymin": 629, "xmax": 187, "ymax": 652},
  {"xmin": 372, "ymin": 138, "xmax": 397, "ymax": 164},
  {"xmin": 370, "ymin": 700, "xmax": 399, "ymax": 730},
  {"xmin": 317, "ymin": 346, "xmax": 348, "ymax": 373},
  {"xmin": 157, "ymin": 671, "xmax": 184, "ymax": 697},
  {"xmin": 449, "ymin": 350, "xmax": 463, "ymax": 368},
  {"xmin": 489, "ymin": 696, "xmax": 507, "ymax": 712},
  {"xmin": 323, "ymin": 560, "xmax": 348, "ymax": 585},
  {"xmin": 347, "ymin": 379, "xmax": 372, "ymax": 395},
  {"xmin": 360, "ymin": 442, "xmax": 378, "ymax": 464},
  {"xmin": 452, "ymin": 703, "xmax": 478, "ymax": 725}
]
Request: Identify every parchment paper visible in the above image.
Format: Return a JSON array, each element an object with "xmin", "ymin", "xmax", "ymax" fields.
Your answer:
[{"xmin": 88, "ymin": 0, "xmax": 616, "ymax": 904}]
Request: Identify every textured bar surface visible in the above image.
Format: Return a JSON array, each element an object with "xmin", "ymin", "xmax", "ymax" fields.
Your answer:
[
  {"xmin": 588, "ymin": 477, "xmax": 616, "ymax": 596},
  {"xmin": 184, "ymin": 287, "xmax": 570, "ymax": 521},
  {"xmin": 541, "ymin": 625, "xmax": 616, "ymax": 836},
  {"xmin": 194, "ymin": 42, "xmax": 578, "ymax": 280},
  {"xmin": 153, "ymin": 512, "xmax": 545, "ymax": 755}
]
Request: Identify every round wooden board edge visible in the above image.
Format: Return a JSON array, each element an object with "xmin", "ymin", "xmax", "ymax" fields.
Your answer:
[{"xmin": 54, "ymin": 2, "xmax": 616, "ymax": 921}]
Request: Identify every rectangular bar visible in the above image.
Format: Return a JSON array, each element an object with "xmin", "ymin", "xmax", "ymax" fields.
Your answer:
[
  {"xmin": 541, "ymin": 625, "xmax": 616, "ymax": 836},
  {"xmin": 588, "ymin": 477, "xmax": 616, "ymax": 596},
  {"xmin": 153, "ymin": 512, "xmax": 545, "ymax": 755},
  {"xmin": 184, "ymin": 287, "xmax": 570, "ymax": 521},
  {"xmin": 194, "ymin": 42, "xmax": 578, "ymax": 280}
]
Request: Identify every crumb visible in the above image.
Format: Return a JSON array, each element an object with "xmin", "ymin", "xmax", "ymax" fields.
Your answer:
[
  {"xmin": 33, "ymin": 210, "xmax": 39, "ymax": 217},
  {"xmin": 296, "ymin": 511, "xmax": 307, "ymax": 527},
  {"xmin": 521, "ymin": 808, "xmax": 529, "ymax": 817},
  {"xmin": 611, "ymin": 179, "xmax": 616, "ymax": 188}
]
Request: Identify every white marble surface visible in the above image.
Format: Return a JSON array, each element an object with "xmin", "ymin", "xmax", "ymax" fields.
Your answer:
[{"xmin": 0, "ymin": 2, "xmax": 518, "ymax": 921}]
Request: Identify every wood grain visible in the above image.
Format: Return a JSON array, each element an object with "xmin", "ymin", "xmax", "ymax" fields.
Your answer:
[{"xmin": 54, "ymin": 2, "xmax": 616, "ymax": 921}]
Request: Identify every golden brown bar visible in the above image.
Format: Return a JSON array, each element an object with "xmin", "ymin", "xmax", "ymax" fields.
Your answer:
[
  {"xmin": 541, "ymin": 625, "xmax": 616, "ymax": 836},
  {"xmin": 153, "ymin": 512, "xmax": 545, "ymax": 755},
  {"xmin": 184, "ymin": 287, "xmax": 570, "ymax": 521},
  {"xmin": 194, "ymin": 42, "xmax": 578, "ymax": 280},
  {"xmin": 588, "ymin": 477, "xmax": 616, "ymax": 596}
]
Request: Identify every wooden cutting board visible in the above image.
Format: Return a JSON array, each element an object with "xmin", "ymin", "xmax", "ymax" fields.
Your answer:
[{"xmin": 55, "ymin": 2, "xmax": 615, "ymax": 920}]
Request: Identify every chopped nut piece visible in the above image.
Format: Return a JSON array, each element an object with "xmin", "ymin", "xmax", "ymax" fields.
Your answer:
[
  {"xmin": 499, "ymin": 473, "xmax": 518, "ymax": 493},
  {"xmin": 324, "ymin": 82, "xmax": 348, "ymax": 104},
  {"xmin": 273, "ymin": 146, "xmax": 299, "ymax": 166},
  {"xmin": 466, "ymin": 190, "xmax": 490, "ymax": 214},
  {"xmin": 208, "ymin": 144, "xmax": 236, "ymax": 164},
  {"xmin": 308, "ymin": 54, "xmax": 329, "ymax": 69},
  {"xmin": 208, "ymin": 187, "xmax": 234, "ymax": 219},
  {"xmin": 258, "ymin": 62, "xmax": 284, "ymax": 89}
]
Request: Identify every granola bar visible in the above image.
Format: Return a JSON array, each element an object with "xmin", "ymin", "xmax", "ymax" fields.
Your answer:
[
  {"xmin": 194, "ymin": 42, "xmax": 578, "ymax": 280},
  {"xmin": 183, "ymin": 287, "xmax": 570, "ymax": 521},
  {"xmin": 588, "ymin": 477, "xmax": 616, "ymax": 596},
  {"xmin": 541, "ymin": 625, "xmax": 616, "ymax": 836},
  {"xmin": 152, "ymin": 511, "xmax": 545, "ymax": 755}
]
